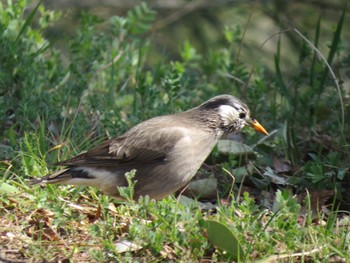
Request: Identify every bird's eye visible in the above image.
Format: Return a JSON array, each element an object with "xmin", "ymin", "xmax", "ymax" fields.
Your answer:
[{"xmin": 239, "ymin": 113, "xmax": 246, "ymax": 119}]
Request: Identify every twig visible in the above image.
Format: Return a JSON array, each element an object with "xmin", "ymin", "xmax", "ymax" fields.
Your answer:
[{"xmin": 261, "ymin": 246, "xmax": 326, "ymax": 262}]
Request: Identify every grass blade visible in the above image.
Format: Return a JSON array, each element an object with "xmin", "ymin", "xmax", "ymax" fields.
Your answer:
[
  {"xmin": 309, "ymin": 16, "xmax": 321, "ymax": 86},
  {"xmin": 15, "ymin": 0, "xmax": 43, "ymax": 43},
  {"xmin": 274, "ymin": 35, "xmax": 291, "ymax": 106},
  {"xmin": 317, "ymin": 10, "xmax": 345, "ymax": 94},
  {"xmin": 293, "ymin": 28, "xmax": 345, "ymax": 130}
]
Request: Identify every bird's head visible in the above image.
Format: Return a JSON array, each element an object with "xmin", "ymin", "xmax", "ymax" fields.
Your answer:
[{"xmin": 199, "ymin": 95, "xmax": 268, "ymax": 135}]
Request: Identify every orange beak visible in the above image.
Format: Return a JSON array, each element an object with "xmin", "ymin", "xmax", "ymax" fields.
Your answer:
[{"xmin": 250, "ymin": 119, "xmax": 269, "ymax": 136}]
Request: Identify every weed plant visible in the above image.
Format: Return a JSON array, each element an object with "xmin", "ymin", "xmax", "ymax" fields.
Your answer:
[{"xmin": 0, "ymin": 1, "xmax": 349, "ymax": 262}]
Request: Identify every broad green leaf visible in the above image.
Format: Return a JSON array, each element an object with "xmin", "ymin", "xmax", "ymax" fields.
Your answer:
[
  {"xmin": 205, "ymin": 220, "xmax": 244, "ymax": 261},
  {"xmin": 217, "ymin": 140, "xmax": 254, "ymax": 156},
  {"xmin": 0, "ymin": 182, "xmax": 20, "ymax": 195}
]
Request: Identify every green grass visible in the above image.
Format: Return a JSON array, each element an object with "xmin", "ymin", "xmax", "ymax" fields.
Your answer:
[{"xmin": 1, "ymin": 1, "xmax": 349, "ymax": 262}]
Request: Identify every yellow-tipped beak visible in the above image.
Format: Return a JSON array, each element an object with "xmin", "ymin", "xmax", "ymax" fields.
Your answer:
[{"xmin": 250, "ymin": 119, "xmax": 269, "ymax": 136}]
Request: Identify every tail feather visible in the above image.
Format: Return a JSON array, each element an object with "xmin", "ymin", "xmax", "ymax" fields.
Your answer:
[
  {"xmin": 29, "ymin": 168, "xmax": 72, "ymax": 185},
  {"xmin": 29, "ymin": 167, "xmax": 125, "ymax": 197},
  {"xmin": 29, "ymin": 167, "xmax": 100, "ymax": 187}
]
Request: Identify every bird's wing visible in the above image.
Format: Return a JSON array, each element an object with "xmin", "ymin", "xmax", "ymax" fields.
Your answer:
[{"xmin": 56, "ymin": 123, "xmax": 190, "ymax": 167}]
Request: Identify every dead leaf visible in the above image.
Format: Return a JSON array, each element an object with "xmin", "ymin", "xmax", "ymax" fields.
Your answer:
[
  {"xmin": 160, "ymin": 244, "xmax": 177, "ymax": 260},
  {"xmin": 114, "ymin": 239, "xmax": 142, "ymax": 253},
  {"xmin": 297, "ymin": 189, "xmax": 335, "ymax": 217},
  {"xmin": 272, "ymin": 155, "xmax": 291, "ymax": 173},
  {"xmin": 217, "ymin": 140, "xmax": 255, "ymax": 156},
  {"xmin": 185, "ymin": 178, "xmax": 217, "ymax": 199},
  {"xmin": 263, "ymin": 167, "xmax": 289, "ymax": 185}
]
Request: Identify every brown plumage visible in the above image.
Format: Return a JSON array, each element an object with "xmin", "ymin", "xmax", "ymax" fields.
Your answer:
[{"xmin": 30, "ymin": 95, "xmax": 268, "ymax": 200}]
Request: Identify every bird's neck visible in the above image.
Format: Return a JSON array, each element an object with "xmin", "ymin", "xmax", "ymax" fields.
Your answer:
[{"xmin": 180, "ymin": 109, "xmax": 224, "ymax": 134}]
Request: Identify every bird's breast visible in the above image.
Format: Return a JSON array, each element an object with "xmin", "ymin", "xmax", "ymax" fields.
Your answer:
[{"xmin": 168, "ymin": 130, "xmax": 221, "ymax": 183}]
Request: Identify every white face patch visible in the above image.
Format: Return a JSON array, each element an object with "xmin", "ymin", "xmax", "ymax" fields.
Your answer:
[
  {"xmin": 217, "ymin": 104, "xmax": 249, "ymax": 132},
  {"xmin": 218, "ymin": 105, "xmax": 240, "ymax": 126}
]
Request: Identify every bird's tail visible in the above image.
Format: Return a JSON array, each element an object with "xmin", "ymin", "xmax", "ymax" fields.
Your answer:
[{"xmin": 29, "ymin": 168, "xmax": 72, "ymax": 185}]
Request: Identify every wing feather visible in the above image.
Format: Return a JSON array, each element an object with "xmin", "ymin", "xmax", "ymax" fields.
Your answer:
[{"xmin": 57, "ymin": 118, "xmax": 190, "ymax": 168}]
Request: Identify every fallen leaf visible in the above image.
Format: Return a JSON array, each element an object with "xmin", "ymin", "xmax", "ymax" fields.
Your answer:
[
  {"xmin": 114, "ymin": 239, "xmax": 142, "ymax": 253},
  {"xmin": 272, "ymin": 155, "xmax": 291, "ymax": 173},
  {"xmin": 185, "ymin": 178, "xmax": 217, "ymax": 199},
  {"xmin": 263, "ymin": 167, "xmax": 289, "ymax": 185},
  {"xmin": 217, "ymin": 140, "xmax": 255, "ymax": 156}
]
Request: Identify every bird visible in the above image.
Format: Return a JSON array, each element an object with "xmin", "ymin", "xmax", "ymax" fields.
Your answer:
[{"xmin": 30, "ymin": 95, "xmax": 268, "ymax": 200}]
